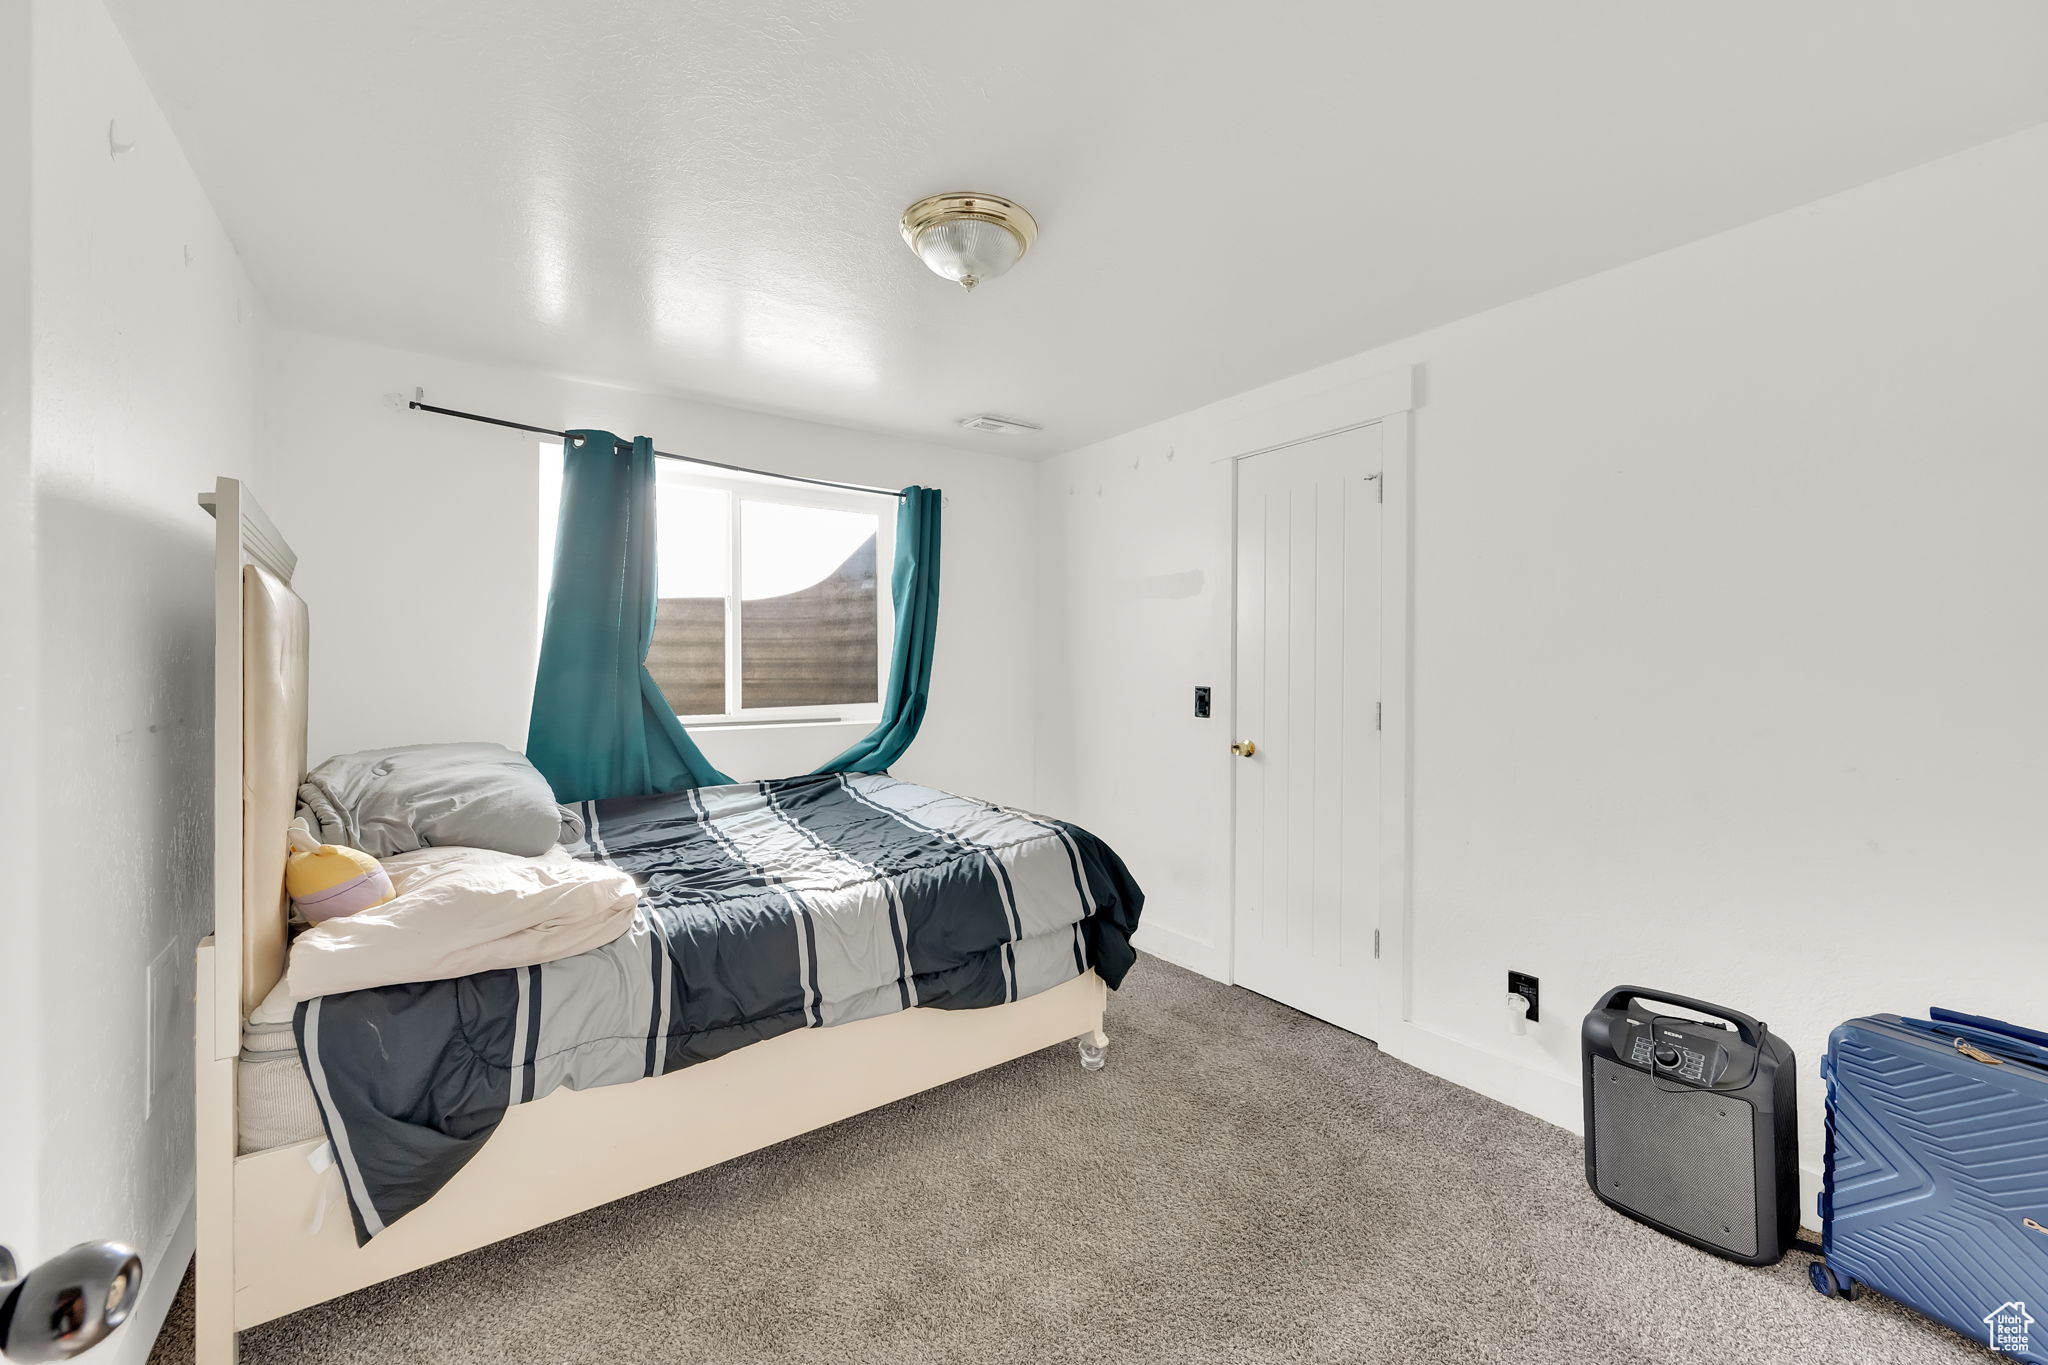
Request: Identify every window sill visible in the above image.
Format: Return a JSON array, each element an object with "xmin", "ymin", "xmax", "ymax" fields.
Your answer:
[{"xmin": 686, "ymin": 717, "xmax": 871, "ymax": 732}]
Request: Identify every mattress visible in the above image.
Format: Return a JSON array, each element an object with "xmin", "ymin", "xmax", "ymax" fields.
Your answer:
[
  {"xmin": 301, "ymin": 772, "xmax": 1144, "ymax": 1243},
  {"xmin": 239, "ymin": 983, "xmax": 322, "ymax": 1153}
]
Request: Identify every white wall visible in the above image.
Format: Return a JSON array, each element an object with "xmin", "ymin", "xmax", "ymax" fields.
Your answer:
[
  {"xmin": 261, "ymin": 329, "xmax": 1041, "ymax": 808},
  {"xmin": 1, "ymin": 0, "xmax": 39, "ymax": 1275},
  {"xmin": 1036, "ymin": 124, "xmax": 2048, "ymax": 1198},
  {"xmin": 18, "ymin": 7, "xmax": 2036, "ymax": 1331},
  {"xmin": 18, "ymin": 1, "xmax": 271, "ymax": 1357}
]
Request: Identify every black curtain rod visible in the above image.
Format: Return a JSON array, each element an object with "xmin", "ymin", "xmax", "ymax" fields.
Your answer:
[{"xmin": 406, "ymin": 394, "xmax": 908, "ymax": 499}]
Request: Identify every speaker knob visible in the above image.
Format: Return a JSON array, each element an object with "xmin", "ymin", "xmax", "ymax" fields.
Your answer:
[{"xmin": 1653, "ymin": 1044, "xmax": 1681, "ymax": 1068}]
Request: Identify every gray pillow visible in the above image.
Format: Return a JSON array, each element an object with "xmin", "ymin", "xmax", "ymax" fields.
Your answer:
[{"xmin": 297, "ymin": 742, "xmax": 585, "ymax": 858}]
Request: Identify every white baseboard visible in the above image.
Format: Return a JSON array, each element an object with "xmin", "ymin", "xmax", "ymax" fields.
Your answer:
[
  {"xmin": 114, "ymin": 1196, "xmax": 194, "ymax": 1365},
  {"xmin": 1124, "ymin": 934, "xmax": 1583, "ymax": 1131},
  {"xmin": 1135, "ymin": 944, "xmax": 1835, "ymax": 1240},
  {"xmin": 1130, "ymin": 920, "xmax": 1228, "ymax": 980},
  {"xmin": 1378, "ymin": 1020, "xmax": 1584, "ymax": 1133},
  {"xmin": 1354, "ymin": 1018, "xmax": 1832, "ymax": 1238}
]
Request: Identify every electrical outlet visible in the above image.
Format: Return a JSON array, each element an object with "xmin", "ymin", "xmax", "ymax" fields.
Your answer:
[
  {"xmin": 1193, "ymin": 686, "xmax": 1212, "ymax": 719},
  {"xmin": 145, "ymin": 940, "xmax": 178, "ymax": 1120},
  {"xmin": 1508, "ymin": 970, "xmax": 1539, "ymax": 1024}
]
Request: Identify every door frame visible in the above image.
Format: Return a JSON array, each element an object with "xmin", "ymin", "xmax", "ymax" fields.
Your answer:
[{"xmin": 1207, "ymin": 365, "xmax": 1415, "ymax": 1045}]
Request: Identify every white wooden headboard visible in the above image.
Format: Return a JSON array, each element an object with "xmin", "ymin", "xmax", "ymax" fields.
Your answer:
[{"xmin": 198, "ymin": 478, "xmax": 306, "ymax": 1059}]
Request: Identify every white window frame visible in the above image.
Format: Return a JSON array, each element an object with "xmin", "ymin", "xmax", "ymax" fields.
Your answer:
[{"xmin": 538, "ymin": 442, "xmax": 895, "ymax": 730}]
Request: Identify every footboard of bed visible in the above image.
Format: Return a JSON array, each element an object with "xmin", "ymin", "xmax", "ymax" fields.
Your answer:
[{"xmin": 213, "ymin": 968, "xmax": 1108, "ymax": 1334}]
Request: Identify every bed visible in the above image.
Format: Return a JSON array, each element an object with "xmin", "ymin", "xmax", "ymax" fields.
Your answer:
[{"xmin": 193, "ymin": 478, "xmax": 1135, "ymax": 1362}]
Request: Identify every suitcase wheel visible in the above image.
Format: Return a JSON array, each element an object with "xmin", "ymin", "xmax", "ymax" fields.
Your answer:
[{"xmin": 1807, "ymin": 1261, "xmax": 1857, "ymax": 1300}]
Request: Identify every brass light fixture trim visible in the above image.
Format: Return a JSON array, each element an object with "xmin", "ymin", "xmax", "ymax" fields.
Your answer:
[{"xmin": 899, "ymin": 192, "xmax": 1039, "ymax": 290}]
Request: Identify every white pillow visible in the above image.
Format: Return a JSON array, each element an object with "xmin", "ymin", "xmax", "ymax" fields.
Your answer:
[{"xmin": 286, "ymin": 846, "xmax": 639, "ymax": 1001}]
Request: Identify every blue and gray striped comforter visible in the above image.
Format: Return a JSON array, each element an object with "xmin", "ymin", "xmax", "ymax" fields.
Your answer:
[{"xmin": 295, "ymin": 772, "xmax": 1143, "ymax": 1243}]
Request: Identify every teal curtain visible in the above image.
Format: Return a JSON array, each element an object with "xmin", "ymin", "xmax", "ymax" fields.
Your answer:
[
  {"xmin": 815, "ymin": 486, "xmax": 942, "ymax": 775},
  {"xmin": 528, "ymin": 431, "xmax": 733, "ymax": 802}
]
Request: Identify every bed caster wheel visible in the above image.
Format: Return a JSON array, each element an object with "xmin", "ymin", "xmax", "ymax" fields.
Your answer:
[
  {"xmin": 1077, "ymin": 1031, "xmax": 1108, "ymax": 1072},
  {"xmin": 1808, "ymin": 1261, "xmax": 1855, "ymax": 1300}
]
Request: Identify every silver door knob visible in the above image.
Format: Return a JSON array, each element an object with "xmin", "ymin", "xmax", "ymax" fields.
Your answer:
[{"xmin": 0, "ymin": 1241, "xmax": 143, "ymax": 1362}]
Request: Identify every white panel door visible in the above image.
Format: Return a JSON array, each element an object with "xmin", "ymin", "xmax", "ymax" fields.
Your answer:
[{"xmin": 1231, "ymin": 423, "xmax": 1382, "ymax": 1037}]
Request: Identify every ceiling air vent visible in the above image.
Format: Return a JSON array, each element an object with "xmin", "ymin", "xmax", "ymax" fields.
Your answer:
[{"xmin": 958, "ymin": 414, "xmax": 1042, "ymax": 434}]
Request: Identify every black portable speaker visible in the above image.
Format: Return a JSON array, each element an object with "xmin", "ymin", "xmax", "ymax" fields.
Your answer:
[{"xmin": 1581, "ymin": 986, "xmax": 1799, "ymax": 1265}]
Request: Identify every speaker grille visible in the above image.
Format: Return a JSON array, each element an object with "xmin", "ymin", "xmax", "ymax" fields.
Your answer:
[{"xmin": 1591, "ymin": 1056, "xmax": 1759, "ymax": 1258}]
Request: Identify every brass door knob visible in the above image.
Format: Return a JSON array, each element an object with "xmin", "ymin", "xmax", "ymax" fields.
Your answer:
[{"xmin": 1231, "ymin": 740, "xmax": 1257, "ymax": 757}]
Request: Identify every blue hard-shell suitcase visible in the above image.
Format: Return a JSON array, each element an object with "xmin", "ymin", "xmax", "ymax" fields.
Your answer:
[{"xmin": 1816, "ymin": 1008, "xmax": 2048, "ymax": 1361}]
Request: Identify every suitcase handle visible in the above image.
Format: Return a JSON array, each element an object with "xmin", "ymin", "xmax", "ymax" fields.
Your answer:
[
  {"xmin": 1899, "ymin": 1016, "xmax": 2048, "ymax": 1071},
  {"xmin": 1597, "ymin": 986, "xmax": 1764, "ymax": 1049},
  {"xmin": 1931, "ymin": 1006, "xmax": 2048, "ymax": 1052}
]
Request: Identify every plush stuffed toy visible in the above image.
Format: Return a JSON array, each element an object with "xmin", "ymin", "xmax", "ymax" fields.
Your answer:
[{"xmin": 285, "ymin": 817, "xmax": 395, "ymax": 923}]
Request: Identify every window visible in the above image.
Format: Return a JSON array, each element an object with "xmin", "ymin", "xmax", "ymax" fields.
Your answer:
[{"xmin": 540, "ymin": 446, "xmax": 894, "ymax": 726}]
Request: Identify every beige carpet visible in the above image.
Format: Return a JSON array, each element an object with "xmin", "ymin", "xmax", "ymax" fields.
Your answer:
[{"xmin": 151, "ymin": 954, "xmax": 1995, "ymax": 1364}]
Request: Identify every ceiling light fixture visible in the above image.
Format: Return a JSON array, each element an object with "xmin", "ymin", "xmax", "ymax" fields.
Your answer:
[{"xmin": 900, "ymin": 192, "xmax": 1038, "ymax": 291}]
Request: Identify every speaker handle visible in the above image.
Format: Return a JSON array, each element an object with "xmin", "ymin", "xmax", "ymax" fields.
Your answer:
[{"xmin": 1598, "ymin": 986, "xmax": 1764, "ymax": 1049}]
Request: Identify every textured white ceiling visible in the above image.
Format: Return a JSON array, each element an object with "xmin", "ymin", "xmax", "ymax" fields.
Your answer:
[{"xmin": 110, "ymin": 1, "xmax": 2048, "ymax": 457}]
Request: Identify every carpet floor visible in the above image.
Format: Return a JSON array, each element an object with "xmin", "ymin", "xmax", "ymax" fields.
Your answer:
[{"xmin": 151, "ymin": 954, "xmax": 1997, "ymax": 1364}]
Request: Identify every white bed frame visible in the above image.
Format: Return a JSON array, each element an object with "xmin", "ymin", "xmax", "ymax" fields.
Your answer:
[{"xmin": 191, "ymin": 477, "xmax": 1110, "ymax": 1363}]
